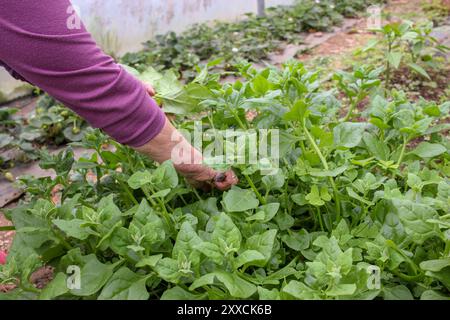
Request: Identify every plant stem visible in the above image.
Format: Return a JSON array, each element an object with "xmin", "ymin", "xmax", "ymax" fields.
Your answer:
[
  {"xmin": 303, "ymin": 125, "xmax": 341, "ymax": 222},
  {"xmin": 118, "ymin": 180, "xmax": 139, "ymax": 206},
  {"xmin": 316, "ymin": 207, "xmax": 325, "ymax": 232},
  {"xmin": 225, "ymin": 104, "xmax": 247, "ymax": 130},
  {"xmin": 342, "ymin": 97, "xmax": 358, "ymax": 122},
  {"xmin": 244, "ymin": 174, "xmax": 266, "ymax": 205},
  {"xmin": 385, "ymin": 38, "xmax": 393, "ymax": 92},
  {"xmin": 396, "ymin": 136, "xmax": 409, "ymax": 167}
]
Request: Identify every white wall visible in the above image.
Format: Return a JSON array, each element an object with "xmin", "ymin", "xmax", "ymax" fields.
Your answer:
[{"xmin": 0, "ymin": 0, "xmax": 296, "ymax": 101}]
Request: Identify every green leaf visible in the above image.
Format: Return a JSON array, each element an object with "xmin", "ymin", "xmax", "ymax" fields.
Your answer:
[
  {"xmin": 246, "ymin": 203, "xmax": 280, "ymax": 223},
  {"xmin": 333, "ymin": 123, "xmax": 367, "ymax": 148},
  {"xmin": 383, "ymin": 285, "xmax": 413, "ymax": 300},
  {"xmin": 222, "ymin": 187, "xmax": 259, "ymax": 212},
  {"xmin": 52, "ymin": 219, "xmax": 93, "ymax": 240},
  {"xmin": 235, "ymin": 250, "xmax": 266, "ymax": 268},
  {"xmin": 420, "ymin": 258, "xmax": 450, "ymax": 272},
  {"xmin": 252, "ymin": 75, "xmax": 271, "ymax": 95},
  {"xmin": 284, "ymin": 99, "xmax": 308, "ymax": 122},
  {"xmin": 282, "ymin": 280, "xmax": 319, "ymax": 299},
  {"xmin": 190, "ymin": 271, "xmax": 256, "ymax": 299},
  {"xmin": 326, "ymin": 284, "xmax": 357, "ymax": 297},
  {"xmin": 309, "ymin": 165, "xmax": 348, "ymax": 177},
  {"xmin": 212, "ymin": 213, "xmax": 242, "ymax": 252},
  {"xmin": 173, "ymin": 222, "xmax": 202, "ymax": 259},
  {"xmin": 193, "ymin": 242, "xmax": 223, "ymax": 264},
  {"xmin": 411, "ymin": 142, "xmax": 446, "ymax": 159},
  {"xmin": 136, "ymin": 254, "xmax": 163, "ymax": 268},
  {"xmin": 391, "ymin": 199, "xmax": 439, "ymax": 244},
  {"xmin": 387, "ymin": 52, "xmax": 403, "ymax": 69},
  {"xmin": 281, "ymin": 230, "xmax": 310, "ymax": 251},
  {"xmin": 407, "ymin": 63, "xmax": 431, "ymax": 80},
  {"xmin": 346, "ymin": 188, "xmax": 374, "ymax": 206},
  {"xmin": 153, "ymin": 258, "xmax": 180, "ymax": 283},
  {"xmin": 161, "ymin": 286, "xmax": 207, "ymax": 300},
  {"xmin": 127, "ymin": 171, "xmax": 152, "ymax": 189},
  {"xmin": 39, "ymin": 272, "xmax": 68, "ymax": 300},
  {"xmin": 153, "ymin": 161, "xmax": 179, "ymax": 190},
  {"xmin": 150, "ymin": 189, "xmax": 171, "ymax": 199},
  {"xmin": 262, "ymin": 171, "xmax": 285, "ymax": 190},
  {"xmin": 421, "ymin": 290, "xmax": 450, "ymax": 300},
  {"xmin": 258, "ymin": 287, "xmax": 281, "ymax": 300},
  {"xmin": 98, "ymin": 267, "xmax": 149, "ymax": 300},
  {"xmin": 363, "ymin": 132, "xmax": 389, "ymax": 161},
  {"xmin": 69, "ymin": 255, "xmax": 116, "ymax": 297},
  {"xmin": 245, "ymin": 229, "xmax": 277, "ymax": 266},
  {"xmin": 305, "ymin": 185, "xmax": 325, "ymax": 207}
]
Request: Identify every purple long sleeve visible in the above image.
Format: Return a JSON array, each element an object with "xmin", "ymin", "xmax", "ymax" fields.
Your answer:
[{"xmin": 0, "ymin": 0, "xmax": 166, "ymax": 147}]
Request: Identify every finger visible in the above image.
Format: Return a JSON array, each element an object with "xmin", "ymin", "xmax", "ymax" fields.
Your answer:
[
  {"xmin": 144, "ymin": 83, "xmax": 156, "ymax": 96},
  {"xmin": 214, "ymin": 170, "xmax": 239, "ymax": 191}
]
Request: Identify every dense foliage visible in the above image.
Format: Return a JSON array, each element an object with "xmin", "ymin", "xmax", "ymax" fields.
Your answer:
[
  {"xmin": 1, "ymin": 60, "xmax": 449, "ymax": 300},
  {"xmin": 121, "ymin": 0, "xmax": 385, "ymax": 78}
]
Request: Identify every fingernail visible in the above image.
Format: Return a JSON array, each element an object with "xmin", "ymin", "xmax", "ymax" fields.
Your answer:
[{"xmin": 215, "ymin": 173, "xmax": 226, "ymax": 183}]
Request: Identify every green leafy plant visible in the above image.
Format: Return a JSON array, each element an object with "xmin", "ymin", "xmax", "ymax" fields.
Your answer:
[
  {"xmin": 1, "ymin": 61, "xmax": 448, "ymax": 300},
  {"xmin": 360, "ymin": 20, "xmax": 449, "ymax": 90}
]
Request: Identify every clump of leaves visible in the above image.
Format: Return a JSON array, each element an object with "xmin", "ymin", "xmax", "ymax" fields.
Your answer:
[
  {"xmin": 1, "ymin": 62, "xmax": 449, "ymax": 300},
  {"xmin": 359, "ymin": 20, "xmax": 450, "ymax": 91}
]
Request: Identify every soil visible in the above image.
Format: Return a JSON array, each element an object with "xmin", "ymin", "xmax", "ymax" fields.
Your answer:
[{"xmin": 391, "ymin": 66, "xmax": 450, "ymax": 101}]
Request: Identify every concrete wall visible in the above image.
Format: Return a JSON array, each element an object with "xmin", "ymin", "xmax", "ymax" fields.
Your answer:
[{"xmin": 0, "ymin": 0, "xmax": 296, "ymax": 102}]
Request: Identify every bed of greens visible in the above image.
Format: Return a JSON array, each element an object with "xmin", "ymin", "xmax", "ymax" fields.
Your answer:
[{"xmin": 1, "ymin": 57, "xmax": 449, "ymax": 299}]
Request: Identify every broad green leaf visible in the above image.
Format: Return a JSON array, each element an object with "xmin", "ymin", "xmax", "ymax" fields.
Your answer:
[
  {"xmin": 333, "ymin": 123, "xmax": 367, "ymax": 148},
  {"xmin": 246, "ymin": 203, "xmax": 280, "ymax": 223},
  {"xmin": 309, "ymin": 165, "xmax": 348, "ymax": 177},
  {"xmin": 326, "ymin": 284, "xmax": 357, "ymax": 297},
  {"xmin": 161, "ymin": 286, "xmax": 207, "ymax": 300},
  {"xmin": 282, "ymin": 280, "xmax": 320, "ymax": 300},
  {"xmin": 246, "ymin": 229, "xmax": 277, "ymax": 266},
  {"xmin": 383, "ymin": 285, "xmax": 413, "ymax": 300},
  {"xmin": 235, "ymin": 250, "xmax": 266, "ymax": 268},
  {"xmin": 222, "ymin": 187, "xmax": 259, "ymax": 212},
  {"xmin": 411, "ymin": 142, "xmax": 446, "ymax": 159},
  {"xmin": 211, "ymin": 213, "xmax": 242, "ymax": 252},
  {"xmin": 52, "ymin": 219, "xmax": 93, "ymax": 240},
  {"xmin": 391, "ymin": 199, "xmax": 439, "ymax": 243},
  {"xmin": 281, "ymin": 230, "xmax": 310, "ymax": 251},
  {"xmin": 173, "ymin": 222, "xmax": 202, "ymax": 259},
  {"xmin": 98, "ymin": 267, "xmax": 149, "ymax": 300},
  {"xmin": 387, "ymin": 52, "xmax": 403, "ymax": 69},
  {"xmin": 363, "ymin": 132, "xmax": 389, "ymax": 161},
  {"xmin": 407, "ymin": 63, "xmax": 431, "ymax": 80},
  {"xmin": 39, "ymin": 272, "xmax": 68, "ymax": 300},
  {"xmin": 136, "ymin": 254, "xmax": 163, "ymax": 268},
  {"xmin": 420, "ymin": 258, "xmax": 450, "ymax": 272},
  {"xmin": 262, "ymin": 171, "xmax": 285, "ymax": 190},
  {"xmin": 193, "ymin": 242, "xmax": 223, "ymax": 264},
  {"xmin": 257, "ymin": 287, "xmax": 281, "ymax": 300},
  {"xmin": 127, "ymin": 171, "xmax": 152, "ymax": 189},
  {"xmin": 421, "ymin": 290, "xmax": 450, "ymax": 300},
  {"xmin": 153, "ymin": 258, "xmax": 180, "ymax": 283},
  {"xmin": 252, "ymin": 75, "xmax": 271, "ymax": 95},
  {"xmin": 70, "ymin": 255, "xmax": 116, "ymax": 297},
  {"xmin": 190, "ymin": 272, "xmax": 256, "ymax": 299}
]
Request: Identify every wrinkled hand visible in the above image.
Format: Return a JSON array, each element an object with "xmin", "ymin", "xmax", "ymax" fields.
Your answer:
[
  {"xmin": 136, "ymin": 89, "xmax": 238, "ymax": 191},
  {"xmin": 175, "ymin": 164, "xmax": 238, "ymax": 191}
]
